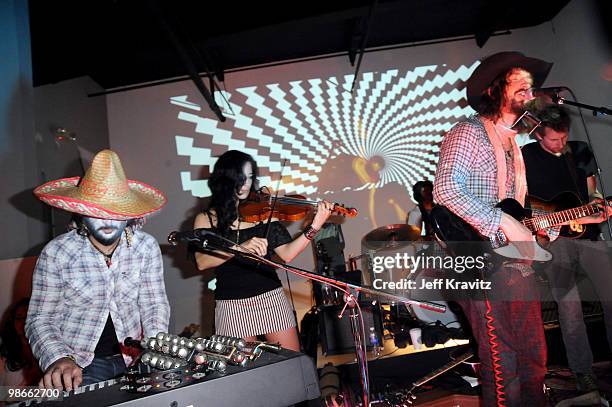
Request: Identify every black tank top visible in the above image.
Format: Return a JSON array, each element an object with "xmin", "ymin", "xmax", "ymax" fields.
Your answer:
[{"xmin": 207, "ymin": 219, "xmax": 293, "ymax": 300}]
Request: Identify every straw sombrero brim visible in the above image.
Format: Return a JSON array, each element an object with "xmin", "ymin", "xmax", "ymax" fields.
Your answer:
[{"xmin": 34, "ymin": 176, "xmax": 167, "ymax": 220}]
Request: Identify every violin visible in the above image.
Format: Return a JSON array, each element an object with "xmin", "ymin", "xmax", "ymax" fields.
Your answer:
[{"xmin": 239, "ymin": 190, "xmax": 358, "ymax": 223}]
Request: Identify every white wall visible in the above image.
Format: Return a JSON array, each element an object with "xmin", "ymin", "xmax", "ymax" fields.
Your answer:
[
  {"xmin": 32, "ymin": 76, "xmax": 110, "ymax": 238},
  {"xmin": 0, "ymin": 0, "xmax": 43, "ymax": 260}
]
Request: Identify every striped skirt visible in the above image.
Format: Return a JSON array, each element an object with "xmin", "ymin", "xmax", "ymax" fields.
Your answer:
[{"xmin": 214, "ymin": 287, "xmax": 296, "ymax": 338}]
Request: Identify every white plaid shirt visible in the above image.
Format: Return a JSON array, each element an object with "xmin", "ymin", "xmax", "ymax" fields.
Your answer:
[
  {"xmin": 433, "ymin": 116, "xmax": 513, "ymax": 239},
  {"xmin": 26, "ymin": 229, "xmax": 170, "ymax": 371}
]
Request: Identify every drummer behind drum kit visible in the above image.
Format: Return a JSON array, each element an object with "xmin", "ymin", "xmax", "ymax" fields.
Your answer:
[{"xmin": 359, "ymin": 224, "xmax": 461, "ymax": 329}]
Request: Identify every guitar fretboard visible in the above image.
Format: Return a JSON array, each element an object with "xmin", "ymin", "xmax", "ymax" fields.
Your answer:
[{"xmin": 522, "ymin": 203, "xmax": 600, "ymax": 232}]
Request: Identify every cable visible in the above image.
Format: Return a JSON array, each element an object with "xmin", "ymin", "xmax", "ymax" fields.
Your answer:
[
  {"xmin": 484, "ymin": 297, "xmax": 506, "ymax": 406},
  {"xmin": 561, "ymin": 89, "xmax": 612, "ymax": 238},
  {"xmin": 381, "ymin": 347, "xmax": 400, "ymax": 358}
]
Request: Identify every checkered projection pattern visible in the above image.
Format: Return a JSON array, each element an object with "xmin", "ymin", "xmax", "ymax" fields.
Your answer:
[{"xmin": 172, "ymin": 63, "xmax": 479, "ymax": 199}]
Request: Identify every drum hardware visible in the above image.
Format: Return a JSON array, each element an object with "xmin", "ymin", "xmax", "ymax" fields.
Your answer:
[{"xmin": 362, "ymin": 224, "xmax": 422, "ymax": 250}]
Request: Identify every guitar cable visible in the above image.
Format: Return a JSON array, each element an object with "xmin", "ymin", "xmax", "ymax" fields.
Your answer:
[{"xmin": 484, "ymin": 292, "xmax": 506, "ymax": 406}]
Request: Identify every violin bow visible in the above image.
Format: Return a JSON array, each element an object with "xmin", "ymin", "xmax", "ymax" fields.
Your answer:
[{"xmin": 263, "ymin": 158, "xmax": 287, "ymax": 239}]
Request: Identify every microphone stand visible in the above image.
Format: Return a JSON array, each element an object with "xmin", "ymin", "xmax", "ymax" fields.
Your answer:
[
  {"xmin": 198, "ymin": 238, "xmax": 446, "ymax": 407},
  {"xmin": 553, "ymin": 93, "xmax": 612, "ymax": 238},
  {"xmin": 553, "ymin": 95, "xmax": 612, "ymax": 117}
]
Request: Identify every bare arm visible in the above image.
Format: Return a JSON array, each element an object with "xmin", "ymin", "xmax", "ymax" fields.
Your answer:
[
  {"xmin": 575, "ymin": 176, "xmax": 610, "ymax": 225},
  {"xmin": 274, "ymin": 201, "xmax": 333, "ymax": 263},
  {"xmin": 193, "ymin": 212, "xmax": 268, "ymax": 271},
  {"xmin": 587, "ymin": 175, "xmax": 598, "ymax": 198},
  {"xmin": 193, "ymin": 213, "xmax": 234, "ymax": 271}
]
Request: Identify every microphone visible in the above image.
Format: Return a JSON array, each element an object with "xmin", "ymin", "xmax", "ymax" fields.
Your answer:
[
  {"xmin": 528, "ymin": 86, "xmax": 569, "ymax": 98},
  {"xmin": 167, "ymin": 228, "xmax": 230, "ymax": 248}
]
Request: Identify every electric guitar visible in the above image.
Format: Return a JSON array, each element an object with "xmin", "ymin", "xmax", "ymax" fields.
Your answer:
[
  {"xmin": 528, "ymin": 192, "xmax": 606, "ymax": 239},
  {"xmin": 430, "ymin": 192, "xmax": 610, "ymax": 262}
]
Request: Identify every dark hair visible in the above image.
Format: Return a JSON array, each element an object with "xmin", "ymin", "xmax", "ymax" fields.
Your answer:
[
  {"xmin": 412, "ymin": 180, "xmax": 433, "ymax": 204},
  {"xmin": 0, "ymin": 298, "xmax": 30, "ymax": 371},
  {"xmin": 533, "ymin": 105, "xmax": 571, "ymax": 137},
  {"xmin": 476, "ymin": 70, "xmax": 508, "ymax": 119},
  {"xmin": 207, "ymin": 150, "xmax": 258, "ymax": 235},
  {"xmin": 476, "ymin": 67, "xmax": 530, "ymax": 120}
]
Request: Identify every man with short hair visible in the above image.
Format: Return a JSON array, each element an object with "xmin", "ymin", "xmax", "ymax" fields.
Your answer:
[
  {"xmin": 26, "ymin": 149, "xmax": 170, "ymax": 391},
  {"xmin": 433, "ymin": 52, "xmax": 553, "ymax": 406},
  {"xmin": 523, "ymin": 105, "xmax": 612, "ymax": 397}
]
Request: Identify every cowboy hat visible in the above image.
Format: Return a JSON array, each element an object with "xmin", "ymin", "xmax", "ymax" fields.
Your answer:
[
  {"xmin": 466, "ymin": 51, "xmax": 553, "ymax": 110},
  {"xmin": 34, "ymin": 149, "xmax": 166, "ymax": 220}
]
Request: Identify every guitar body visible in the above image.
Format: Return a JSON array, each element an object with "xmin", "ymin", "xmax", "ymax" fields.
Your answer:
[
  {"xmin": 430, "ymin": 199, "xmax": 551, "ymax": 262},
  {"xmin": 430, "ymin": 198, "xmax": 529, "ymax": 244},
  {"xmin": 431, "ymin": 191, "xmax": 607, "ymax": 261},
  {"xmin": 528, "ymin": 192, "xmax": 586, "ymax": 239}
]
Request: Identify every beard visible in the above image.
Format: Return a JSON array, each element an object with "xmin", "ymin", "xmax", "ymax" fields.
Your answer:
[
  {"xmin": 502, "ymin": 97, "xmax": 537, "ymax": 133},
  {"xmin": 83, "ymin": 217, "xmax": 127, "ymax": 245},
  {"xmin": 510, "ymin": 99, "xmax": 526, "ymax": 115}
]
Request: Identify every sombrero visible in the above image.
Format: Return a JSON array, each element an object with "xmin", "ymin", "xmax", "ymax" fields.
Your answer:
[
  {"xmin": 466, "ymin": 51, "xmax": 553, "ymax": 110},
  {"xmin": 34, "ymin": 149, "xmax": 166, "ymax": 220}
]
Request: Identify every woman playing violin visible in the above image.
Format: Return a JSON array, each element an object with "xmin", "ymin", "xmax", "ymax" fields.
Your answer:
[{"xmin": 194, "ymin": 150, "xmax": 333, "ymax": 351}]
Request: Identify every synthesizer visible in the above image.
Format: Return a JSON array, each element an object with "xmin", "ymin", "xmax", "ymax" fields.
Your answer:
[{"xmin": 16, "ymin": 350, "xmax": 319, "ymax": 407}]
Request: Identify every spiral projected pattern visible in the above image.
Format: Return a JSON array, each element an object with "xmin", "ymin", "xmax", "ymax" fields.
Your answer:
[{"xmin": 173, "ymin": 62, "xmax": 479, "ymax": 198}]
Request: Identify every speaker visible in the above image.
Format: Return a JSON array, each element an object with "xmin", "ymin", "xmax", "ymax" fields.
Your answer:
[
  {"xmin": 541, "ymin": 300, "xmax": 603, "ymax": 324},
  {"xmin": 538, "ymin": 275, "xmax": 604, "ymax": 324},
  {"xmin": 319, "ymin": 302, "xmax": 384, "ymax": 355}
]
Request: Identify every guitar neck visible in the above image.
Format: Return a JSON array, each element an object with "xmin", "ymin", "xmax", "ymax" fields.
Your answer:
[
  {"xmin": 522, "ymin": 203, "xmax": 600, "ymax": 233},
  {"xmin": 411, "ymin": 351, "xmax": 474, "ymax": 388}
]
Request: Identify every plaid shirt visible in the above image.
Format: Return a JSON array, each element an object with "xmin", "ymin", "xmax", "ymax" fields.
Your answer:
[
  {"xmin": 433, "ymin": 116, "xmax": 512, "ymax": 238},
  {"xmin": 26, "ymin": 229, "xmax": 170, "ymax": 371}
]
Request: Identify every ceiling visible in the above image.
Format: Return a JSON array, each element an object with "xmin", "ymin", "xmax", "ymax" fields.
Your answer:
[{"xmin": 28, "ymin": 0, "xmax": 574, "ymax": 90}]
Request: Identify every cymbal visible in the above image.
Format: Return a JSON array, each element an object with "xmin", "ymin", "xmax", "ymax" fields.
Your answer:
[{"xmin": 362, "ymin": 224, "xmax": 422, "ymax": 249}]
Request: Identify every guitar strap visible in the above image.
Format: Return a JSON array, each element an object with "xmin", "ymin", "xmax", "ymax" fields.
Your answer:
[
  {"xmin": 564, "ymin": 144, "xmax": 601, "ymax": 240},
  {"xmin": 563, "ymin": 143, "xmax": 582, "ymax": 202}
]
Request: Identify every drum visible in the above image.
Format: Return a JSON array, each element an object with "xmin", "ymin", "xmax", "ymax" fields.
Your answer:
[
  {"xmin": 361, "ymin": 224, "xmax": 421, "ymax": 295},
  {"xmin": 362, "ymin": 244, "xmax": 417, "ymax": 296}
]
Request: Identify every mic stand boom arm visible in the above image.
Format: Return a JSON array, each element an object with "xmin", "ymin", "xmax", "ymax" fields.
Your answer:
[
  {"xmin": 202, "ymin": 241, "xmax": 446, "ymax": 313},
  {"xmin": 553, "ymin": 95, "xmax": 612, "ymax": 116}
]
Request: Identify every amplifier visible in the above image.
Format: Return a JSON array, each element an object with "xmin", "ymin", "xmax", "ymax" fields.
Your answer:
[{"xmin": 319, "ymin": 302, "xmax": 384, "ymax": 355}]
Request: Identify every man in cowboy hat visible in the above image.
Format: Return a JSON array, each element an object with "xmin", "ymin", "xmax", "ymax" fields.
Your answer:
[
  {"xmin": 433, "ymin": 52, "xmax": 553, "ymax": 406},
  {"xmin": 26, "ymin": 149, "xmax": 170, "ymax": 391}
]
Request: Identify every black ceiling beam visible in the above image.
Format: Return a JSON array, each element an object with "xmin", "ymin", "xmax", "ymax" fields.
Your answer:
[
  {"xmin": 147, "ymin": 0, "xmax": 225, "ymax": 122},
  {"xmin": 474, "ymin": 2, "xmax": 501, "ymax": 47},
  {"xmin": 350, "ymin": 0, "xmax": 378, "ymax": 92}
]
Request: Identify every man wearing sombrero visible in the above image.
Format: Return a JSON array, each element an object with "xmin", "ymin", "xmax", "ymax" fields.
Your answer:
[
  {"xmin": 434, "ymin": 52, "xmax": 553, "ymax": 406},
  {"xmin": 26, "ymin": 149, "xmax": 170, "ymax": 391}
]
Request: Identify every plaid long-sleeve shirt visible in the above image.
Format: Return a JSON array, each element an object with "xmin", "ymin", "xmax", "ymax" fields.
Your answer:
[
  {"xmin": 25, "ymin": 229, "xmax": 170, "ymax": 371},
  {"xmin": 433, "ymin": 116, "xmax": 515, "ymax": 239}
]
